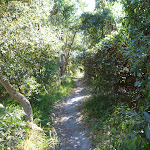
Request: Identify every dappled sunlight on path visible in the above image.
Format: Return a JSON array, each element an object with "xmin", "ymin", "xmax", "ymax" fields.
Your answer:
[{"xmin": 53, "ymin": 75, "xmax": 92, "ymax": 150}]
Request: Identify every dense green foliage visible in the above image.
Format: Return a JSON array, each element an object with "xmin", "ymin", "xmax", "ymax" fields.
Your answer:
[
  {"xmin": 0, "ymin": 0, "xmax": 150, "ymax": 149},
  {"xmin": 82, "ymin": 94, "xmax": 150, "ymax": 149},
  {"xmin": 81, "ymin": 0, "xmax": 149, "ymax": 108},
  {"xmin": 0, "ymin": 77, "xmax": 75, "ymax": 149},
  {"xmin": 0, "ymin": 0, "xmax": 77, "ymax": 149},
  {"xmin": 80, "ymin": 0, "xmax": 149, "ymax": 110},
  {"xmin": 0, "ymin": 0, "xmax": 60, "ymax": 90},
  {"xmin": 80, "ymin": 0, "xmax": 150, "ymax": 149},
  {"xmin": 0, "ymin": 104, "xmax": 26, "ymax": 149},
  {"xmin": 0, "ymin": 103, "xmax": 58, "ymax": 149}
]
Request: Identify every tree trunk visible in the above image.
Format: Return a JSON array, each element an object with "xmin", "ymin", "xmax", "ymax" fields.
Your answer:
[
  {"xmin": 0, "ymin": 73, "xmax": 33, "ymax": 122},
  {"xmin": 101, "ymin": 22, "xmax": 104, "ymax": 38},
  {"xmin": 60, "ymin": 54, "xmax": 65, "ymax": 76}
]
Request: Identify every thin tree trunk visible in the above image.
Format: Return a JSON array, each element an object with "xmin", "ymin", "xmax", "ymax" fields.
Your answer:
[
  {"xmin": 67, "ymin": 30, "xmax": 77, "ymax": 58},
  {"xmin": 60, "ymin": 54, "xmax": 65, "ymax": 76},
  {"xmin": 101, "ymin": 22, "xmax": 104, "ymax": 38},
  {"xmin": 60, "ymin": 30, "xmax": 76, "ymax": 77},
  {"xmin": 0, "ymin": 73, "xmax": 33, "ymax": 122},
  {"xmin": 64, "ymin": 30, "xmax": 77, "ymax": 74}
]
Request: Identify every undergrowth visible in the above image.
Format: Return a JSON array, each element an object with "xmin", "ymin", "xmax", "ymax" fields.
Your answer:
[
  {"xmin": 82, "ymin": 94, "xmax": 150, "ymax": 150},
  {"xmin": 0, "ymin": 76, "xmax": 76, "ymax": 149},
  {"xmin": 31, "ymin": 76, "xmax": 76, "ymax": 127},
  {"xmin": 0, "ymin": 104, "xmax": 26, "ymax": 149}
]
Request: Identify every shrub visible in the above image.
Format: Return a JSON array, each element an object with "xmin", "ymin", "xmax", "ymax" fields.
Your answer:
[
  {"xmin": 0, "ymin": 104, "xmax": 26, "ymax": 149},
  {"xmin": 82, "ymin": 95, "xmax": 150, "ymax": 150}
]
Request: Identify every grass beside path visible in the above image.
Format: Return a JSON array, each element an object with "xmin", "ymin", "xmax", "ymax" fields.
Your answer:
[
  {"xmin": 82, "ymin": 94, "xmax": 150, "ymax": 150},
  {"xmin": 0, "ymin": 76, "xmax": 76, "ymax": 150}
]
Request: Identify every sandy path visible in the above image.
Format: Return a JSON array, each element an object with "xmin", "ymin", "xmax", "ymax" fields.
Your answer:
[{"xmin": 53, "ymin": 75, "xmax": 92, "ymax": 150}]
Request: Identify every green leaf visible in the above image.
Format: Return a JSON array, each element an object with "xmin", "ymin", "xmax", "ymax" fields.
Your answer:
[
  {"xmin": 141, "ymin": 80, "xmax": 147, "ymax": 87},
  {"xmin": 145, "ymin": 125, "xmax": 150, "ymax": 139},
  {"xmin": 148, "ymin": 83, "xmax": 150, "ymax": 90},
  {"xmin": 134, "ymin": 81, "xmax": 141, "ymax": 87},
  {"xmin": 26, "ymin": 121, "xmax": 30, "ymax": 125},
  {"xmin": 143, "ymin": 112, "xmax": 150, "ymax": 122},
  {"xmin": 137, "ymin": 73, "xmax": 142, "ymax": 77}
]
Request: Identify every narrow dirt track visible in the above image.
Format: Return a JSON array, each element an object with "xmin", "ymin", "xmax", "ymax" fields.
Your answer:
[{"xmin": 53, "ymin": 75, "xmax": 92, "ymax": 150}]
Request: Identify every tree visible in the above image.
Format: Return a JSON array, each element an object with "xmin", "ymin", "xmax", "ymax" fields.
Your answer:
[
  {"xmin": 79, "ymin": 4, "xmax": 115, "ymax": 47},
  {"xmin": 50, "ymin": 0, "xmax": 78, "ymax": 77},
  {"xmin": 0, "ymin": 74, "xmax": 33, "ymax": 121},
  {"xmin": 0, "ymin": 0, "xmax": 59, "ymax": 122},
  {"xmin": 120, "ymin": 0, "xmax": 150, "ymax": 109}
]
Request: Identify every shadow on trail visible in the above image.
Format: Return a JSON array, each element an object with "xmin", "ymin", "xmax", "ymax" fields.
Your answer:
[{"xmin": 53, "ymin": 76, "xmax": 92, "ymax": 150}]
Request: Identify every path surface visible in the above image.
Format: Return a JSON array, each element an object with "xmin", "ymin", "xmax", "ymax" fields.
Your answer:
[{"xmin": 53, "ymin": 75, "xmax": 92, "ymax": 150}]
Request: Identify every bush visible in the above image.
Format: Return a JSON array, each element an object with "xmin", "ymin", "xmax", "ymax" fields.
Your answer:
[
  {"xmin": 0, "ymin": 104, "xmax": 27, "ymax": 149},
  {"xmin": 0, "ymin": 103, "xmax": 59, "ymax": 150},
  {"xmin": 82, "ymin": 95, "xmax": 150, "ymax": 150}
]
